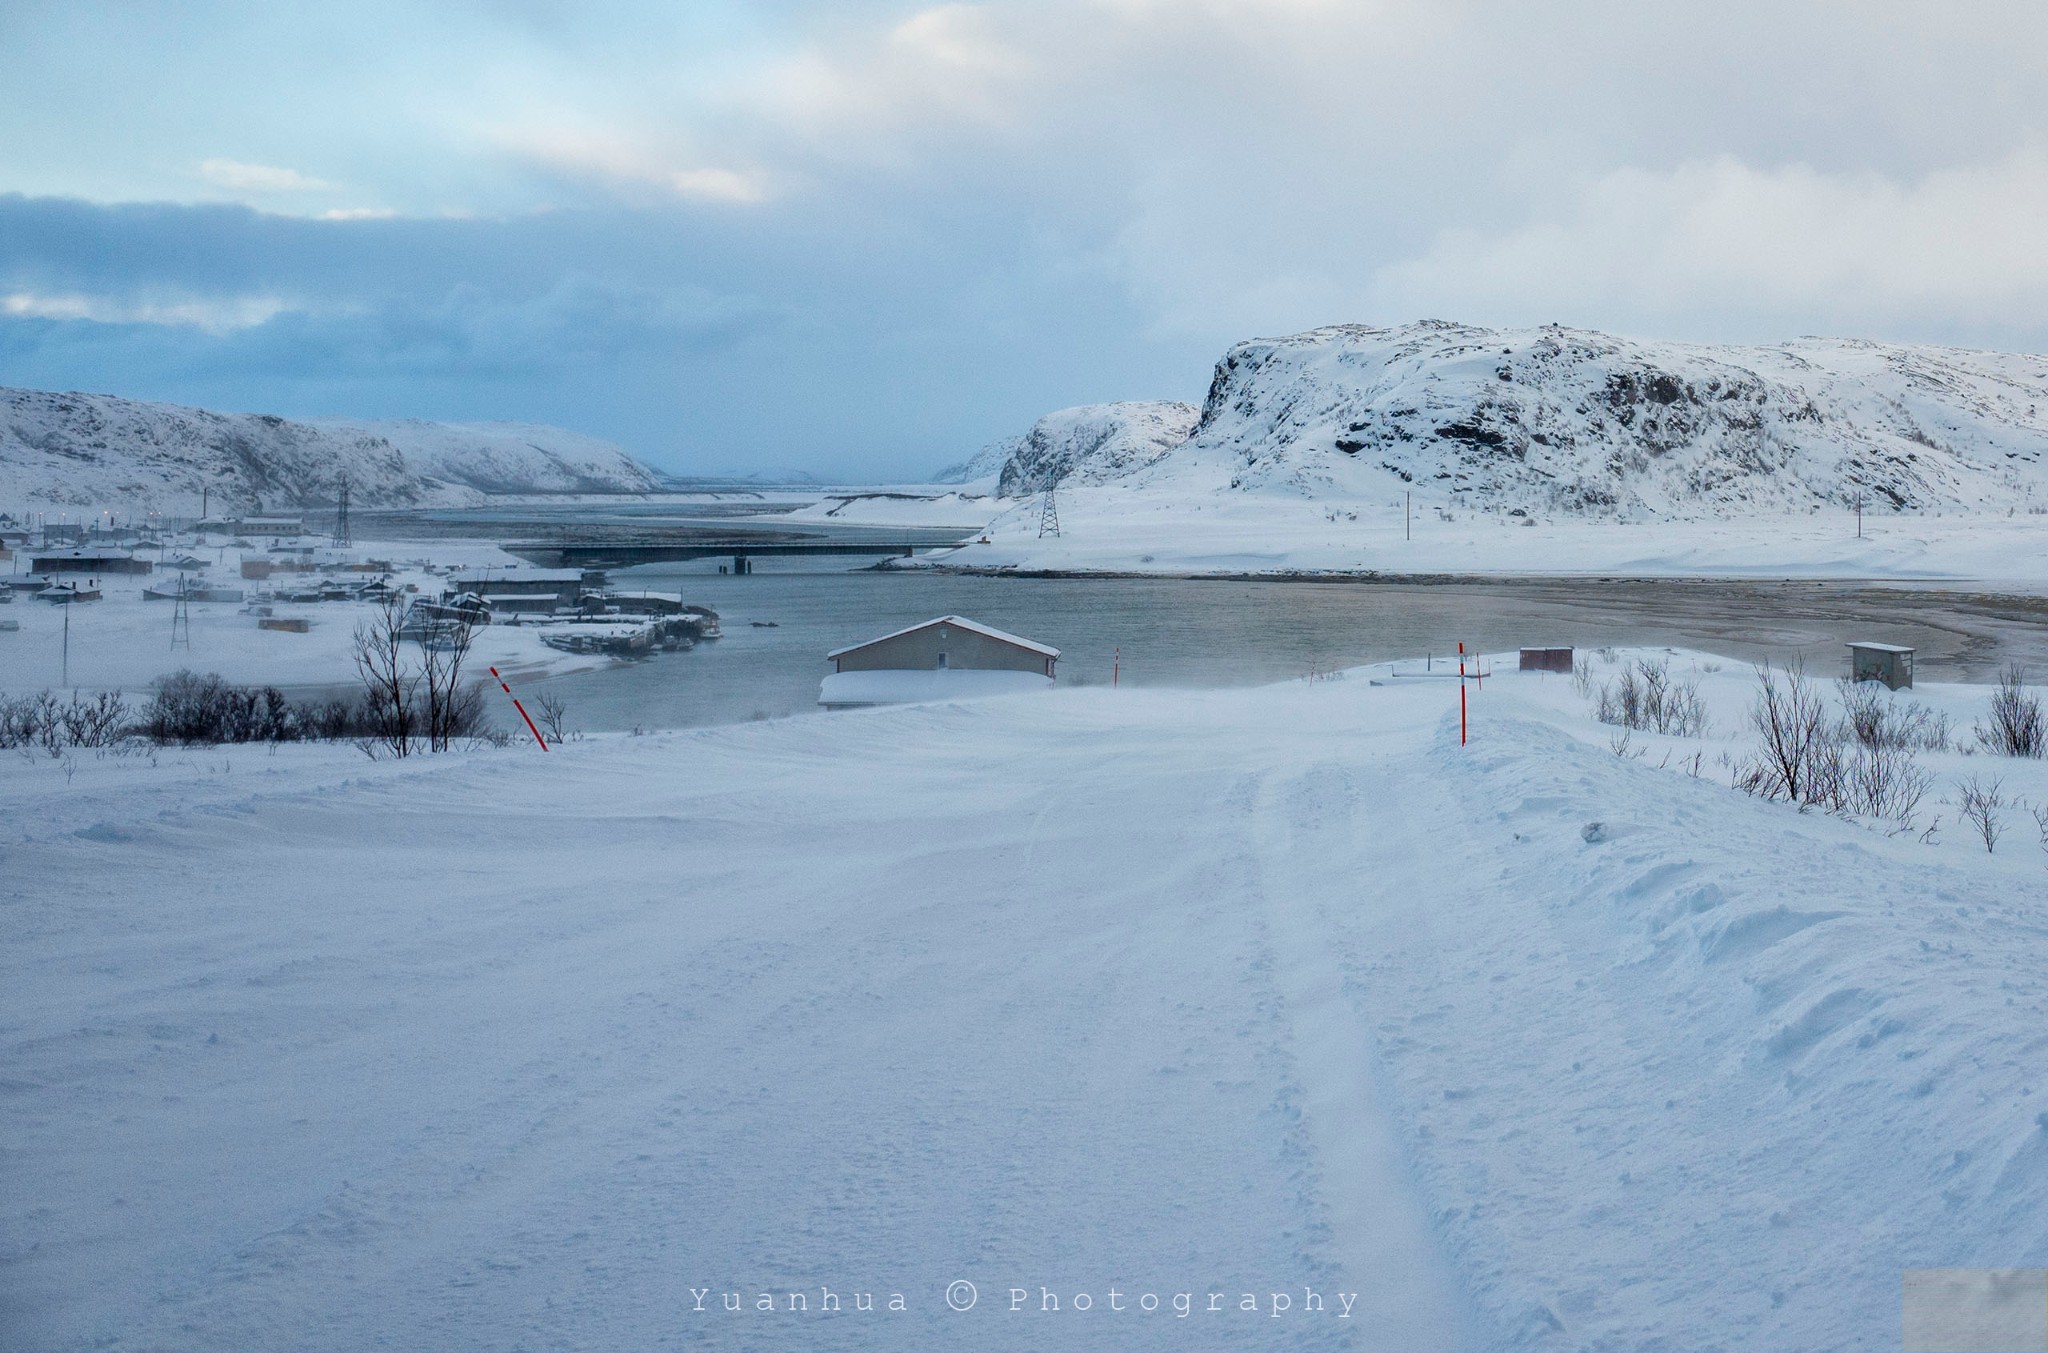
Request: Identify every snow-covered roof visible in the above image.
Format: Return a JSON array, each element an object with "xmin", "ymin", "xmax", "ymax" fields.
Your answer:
[
  {"xmin": 448, "ymin": 569, "xmax": 587, "ymax": 585},
  {"xmin": 826, "ymin": 615, "xmax": 1059, "ymax": 660},
  {"xmin": 1847, "ymin": 641, "xmax": 1915, "ymax": 653},
  {"xmin": 818, "ymin": 668, "xmax": 1055, "ymax": 707}
]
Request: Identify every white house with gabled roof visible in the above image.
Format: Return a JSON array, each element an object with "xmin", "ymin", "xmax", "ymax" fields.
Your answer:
[{"xmin": 819, "ymin": 615, "xmax": 1059, "ymax": 709}]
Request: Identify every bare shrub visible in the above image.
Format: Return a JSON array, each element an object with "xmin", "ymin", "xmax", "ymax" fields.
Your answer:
[
  {"xmin": 1570, "ymin": 656, "xmax": 1594, "ymax": 699},
  {"xmin": 1976, "ymin": 665, "xmax": 2045, "ymax": 757},
  {"xmin": 1735, "ymin": 663, "xmax": 1835, "ymax": 805},
  {"xmin": 534, "ymin": 690, "xmax": 571, "ymax": 746},
  {"xmin": 58, "ymin": 690, "xmax": 130, "ymax": 748},
  {"xmin": 353, "ymin": 596, "xmax": 418, "ymax": 757},
  {"xmin": 1841, "ymin": 741, "xmax": 1934, "ymax": 826},
  {"xmin": 416, "ymin": 615, "xmax": 480, "ymax": 753},
  {"xmin": 1957, "ymin": 775, "xmax": 2008, "ymax": 852},
  {"xmin": 0, "ymin": 689, "xmax": 134, "ymax": 751},
  {"xmin": 1837, "ymin": 679, "xmax": 1953, "ymax": 752},
  {"xmin": 146, "ymin": 671, "xmax": 300, "ymax": 745},
  {"xmin": 1595, "ymin": 657, "xmax": 1708, "ymax": 737}
]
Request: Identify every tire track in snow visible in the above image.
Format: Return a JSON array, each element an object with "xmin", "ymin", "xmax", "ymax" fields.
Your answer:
[{"xmin": 1244, "ymin": 759, "xmax": 1479, "ymax": 1351}]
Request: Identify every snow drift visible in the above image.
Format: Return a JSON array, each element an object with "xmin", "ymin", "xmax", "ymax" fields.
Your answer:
[
  {"xmin": 1108, "ymin": 322, "xmax": 2048, "ymax": 518},
  {"xmin": 0, "ymin": 387, "xmax": 666, "ymax": 511}
]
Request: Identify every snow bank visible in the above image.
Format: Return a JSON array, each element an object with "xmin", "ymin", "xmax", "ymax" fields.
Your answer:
[{"xmin": 6, "ymin": 653, "xmax": 2046, "ymax": 1349}]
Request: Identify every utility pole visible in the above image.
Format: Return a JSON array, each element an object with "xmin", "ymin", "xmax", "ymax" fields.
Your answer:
[
  {"xmin": 1406, "ymin": 490, "xmax": 1412, "ymax": 542},
  {"xmin": 170, "ymin": 576, "xmax": 191, "ymax": 651},
  {"xmin": 61, "ymin": 594, "xmax": 70, "ymax": 688}
]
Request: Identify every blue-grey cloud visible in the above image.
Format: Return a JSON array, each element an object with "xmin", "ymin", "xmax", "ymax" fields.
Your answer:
[{"xmin": 5, "ymin": 2, "xmax": 2048, "ymax": 477}]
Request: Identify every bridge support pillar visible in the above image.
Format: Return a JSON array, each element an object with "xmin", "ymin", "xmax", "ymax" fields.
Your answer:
[{"xmin": 731, "ymin": 555, "xmax": 751, "ymax": 575}]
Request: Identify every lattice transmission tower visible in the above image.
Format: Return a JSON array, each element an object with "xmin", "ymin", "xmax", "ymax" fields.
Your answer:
[{"xmin": 1037, "ymin": 475, "xmax": 1061, "ymax": 538}]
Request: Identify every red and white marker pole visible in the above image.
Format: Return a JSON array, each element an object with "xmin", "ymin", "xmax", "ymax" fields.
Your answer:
[
  {"xmin": 1458, "ymin": 642, "xmax": 1468, "ymax": 746},
  {"xmin": 490, "ymin": 666, "xmax": 550, "ymax": 751},
  {"xmin": 1113, "ymin": 646, "xmax": 1121, "ymax": 688}
]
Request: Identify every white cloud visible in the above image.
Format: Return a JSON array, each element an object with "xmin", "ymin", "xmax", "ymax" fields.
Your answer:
[
  {"xmin": 198, "ymin": 158, "xmax": 337, "ymax": 194},
  {"xmin": 2, "ymin": 290, "xmax": 288, "ymax": 334},
  {"xmin": 493, "ymin": 125, "xmax": 770, "ymax": 203},
  {"xmin": 1368, "ymin": 149, "xmax": 2048, "ymax": 340}
]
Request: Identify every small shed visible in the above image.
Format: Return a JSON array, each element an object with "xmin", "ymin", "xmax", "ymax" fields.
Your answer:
[
  {"xmin": 1519, "ymin": 646, "xmax": 1574, "ymax": 674},
  {"xmin": 1848, "ymin": 642, "xmax": 1914, "ymax": 690},
  {"xmin": 821, "ymin": 615, "xmax": 1059, "ymax": 708}
]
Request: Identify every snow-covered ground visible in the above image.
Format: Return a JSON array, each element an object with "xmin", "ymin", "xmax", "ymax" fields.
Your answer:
[
  {"xmin": 0, "ymin": 541, "xmax": 609, "ymax": 695},
  {"xmin": 6, "ymin": 653, "xmax": 2047, "ymax": 1350},
  {"xmin": 889, "ymin": 489, "xmax": 2048, "ymax": 583}
]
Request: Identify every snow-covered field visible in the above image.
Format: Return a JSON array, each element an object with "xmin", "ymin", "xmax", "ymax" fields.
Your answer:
[
  {"xmin": 7, "ymin": 654, "xmax": 2047, "ymax": 1350},
  {"xmin": 880, "ymin": 489, "xmax": 2048, "ymax": 583},
  {"xmin": 0, "ymin": 542, "xmax": 608, "ymax": 695}
]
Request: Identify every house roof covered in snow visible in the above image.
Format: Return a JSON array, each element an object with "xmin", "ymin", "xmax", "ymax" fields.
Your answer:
[{"xmin": 826, "ymin": 615, "xmax": 1059, "ymax": 660}]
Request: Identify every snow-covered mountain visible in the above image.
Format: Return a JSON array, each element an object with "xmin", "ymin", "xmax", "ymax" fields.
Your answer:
[
  {"xmin": 0, "ymin": 387, "xmax": 666, "ymax": 511},
  {"xmin": 932, "ymin": 435, "xmax": 1021, "ymax": 488},
  {"xmin": 1110, "ymin": 322, "xmax": 2048, "ymax": 518},
  {"xmin": 992, "ymin": 401, "xmax": 1199, "ymax": 497}
]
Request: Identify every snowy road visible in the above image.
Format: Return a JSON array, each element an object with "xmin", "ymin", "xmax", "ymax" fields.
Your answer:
[{"xmin": 6, "ymin": 664, "xmax": 2048, "ymax": 1349}]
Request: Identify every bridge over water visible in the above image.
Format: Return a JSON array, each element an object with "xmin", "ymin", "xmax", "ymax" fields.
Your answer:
[{"xmin": 505, "ymin": 531, "xmax": 976, "ymax": 573}]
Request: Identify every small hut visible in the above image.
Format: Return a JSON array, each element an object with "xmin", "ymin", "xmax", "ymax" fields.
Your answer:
[{"xmin": 1848, "ymin": 642, "xmax": 1914, "ymax": 690}]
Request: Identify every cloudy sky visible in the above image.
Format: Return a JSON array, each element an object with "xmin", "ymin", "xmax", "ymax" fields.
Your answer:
[{"xmin": 4, "ymin": 1, "xmax": 2047, "ymax": 478}]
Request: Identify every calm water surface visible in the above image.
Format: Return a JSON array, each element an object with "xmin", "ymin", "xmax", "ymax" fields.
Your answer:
[{"xmin": 518, "ymin": 559, "xmax": 2048, "ymax": 733}]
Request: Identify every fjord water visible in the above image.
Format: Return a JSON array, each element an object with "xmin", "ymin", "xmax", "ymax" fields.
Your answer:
[{"xmin": 518, "ymin": 559, "xmax": 2048, "ymax": 733}]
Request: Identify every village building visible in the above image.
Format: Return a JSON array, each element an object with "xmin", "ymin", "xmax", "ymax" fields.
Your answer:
[
  {"xmin": 30, "ymin": 549, "xmax": 153, "ymax": 576},
  {"xmin": 442, "ymin": 568, "xmax": 602, "ymax": 615},
  {"xmin": 819, "ymin": 615, "xmax": 1059, "ymax": 709}
]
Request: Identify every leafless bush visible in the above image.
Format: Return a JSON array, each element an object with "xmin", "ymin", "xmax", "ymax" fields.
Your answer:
[
  {"xmin": 1571, "ymin": 656, "xmax": 1594, "ymax": 699},
  {"xmin": 353, "ymin": 596, "xmax": 418, "ymax": 757},
  {"xmin": 1735, "ymin": 663, "xmax": 1835, "ymax": 805},
  {"xmin": 1956, "ymin": 775, "xmax": 2009, "ymax": 852},
  {"xmin": 1976, "ymin": 665, "xmax": 2044, "ymax": 757},
  {"xmin": 1840, "ymin": 741, "xmax": 1934, "ymax": 826},
  {"xmin": 1837, "ymin": 679, "xmax": 1953, "ymax": 752},
  {"xmin": 146, "ymin": 672, "xmax": 297, "ymax": 745},
  {"xmin": 58, "ymin": 690, "xmax": 130, "ymax": 748},
  {"xmin": 534, "ymin": 690, "xmax": 571, "ymax": 746},
  {"xmin": 416, "ymin": 615, "xmax": 480, "ymax": 753},
  {"xmin": 1595, "ymin": 657, "xmax": 1708, "ymax": 737},
  {"xmin": 0, "ymin": 690, "xmax": 138, "ymax": 753}
]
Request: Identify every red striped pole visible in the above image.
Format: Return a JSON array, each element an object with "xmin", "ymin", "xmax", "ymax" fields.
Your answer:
[
  {"xmin": 1458, "ymin": 642, "xmax": 1468, "ymax": 746},
  {"xmin": 490, "ymin": 666, "xmax": 549, "ymax": 751}
]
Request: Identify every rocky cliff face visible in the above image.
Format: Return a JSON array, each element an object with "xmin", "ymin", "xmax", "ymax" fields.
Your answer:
[
  {"xmin": 992, "ymin": 401, "xmax": 1199, "ymax": 497},
  {"xmin": 0, "ymin": 387, "xmax": 666, "ymax": 510},
  {"xmin": 1148, "ymin": 321, "xmax": 2048, "ymax": 517}
]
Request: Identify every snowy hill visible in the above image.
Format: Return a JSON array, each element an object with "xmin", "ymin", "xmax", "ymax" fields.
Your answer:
[
  {"xmin": 932, "ymin": 434, "xmax": 1021, "ymax": 488},
  {"xmin": 1128, "ymin": 322, "xmax": 2048, "ymax": 518},
  {"xmin": 303, "ymin": 417, "xmax": 666, "ymax": 498},
  {"xmin": 992, "ymin": 400, "xmax": 1199, "ymax": 497},
  {"xmin": 0, "ymin": 387, "xmax": 666, "ymax": 511}
]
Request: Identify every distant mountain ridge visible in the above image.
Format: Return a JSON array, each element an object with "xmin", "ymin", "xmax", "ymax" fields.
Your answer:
[
  {"xmin": 976, "ymin": 322, "xmax": 2048, "ymax": 518},
  {"xmin": 0, "ymin": 387, "xmax": 667, "ymax": 511}
]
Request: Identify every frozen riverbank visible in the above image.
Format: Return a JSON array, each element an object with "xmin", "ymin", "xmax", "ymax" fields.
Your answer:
[
  {"xmin": 878, "ymin": 489, "xmax": 2048, "ymax": 584},
  {"xmin": 6, "ymin": 654, "xmax": 2047, "ymax": 1349}
]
